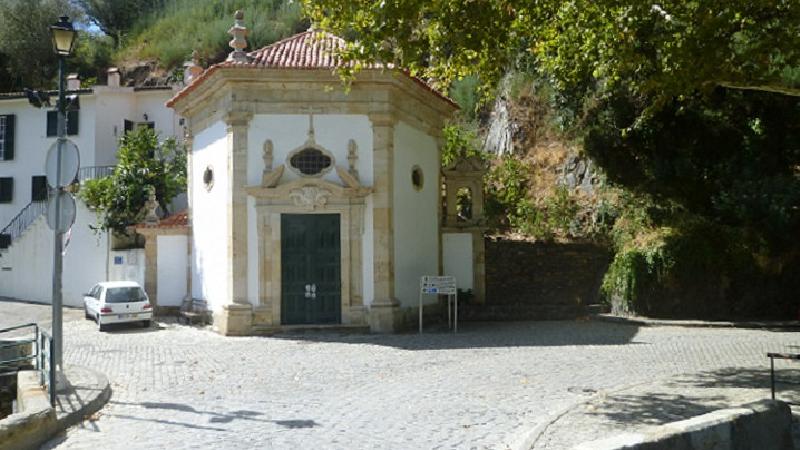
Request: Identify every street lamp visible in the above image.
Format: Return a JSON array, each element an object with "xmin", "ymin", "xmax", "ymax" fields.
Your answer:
[
  {"xmin": 50, "ymin": 16, "xmax": 78, "ymax": 56},
  {"xmin": 49, "ymin": 16, "xmax": 78, "ymax": 374}
]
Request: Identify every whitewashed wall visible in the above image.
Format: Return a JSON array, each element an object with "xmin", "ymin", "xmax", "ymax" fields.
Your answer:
[
  {"xmin": 107, "ymin": 248, "xmax": 145, "ymax": 286},
  {"xmin": 443, "ymin": 233, "xmax": 473, "ymax": 290},
  {"xmin": 0, "ymin": 96, "xmax": 97, "ymax": 226},
  {"xmin": 392, "ymin": 121, "xmax": 440, "ymax": 307},
  {"xmin": 0, "ymin": 87, "xmax": 179, "ymax": 228},
  {"xmin": 191, "ymin": 121, "xmax": 228, "ymax": 310},
  {"xmin": 0, "ymin": 200, "xmax": 108, "ymax": 307},
  {"xmin": 156, "ymin": 235, "xmax": 188, "ymax": 307},
  {"xmin": 246, "ymin": 114, "xmax": 374, "ymax": 306}
]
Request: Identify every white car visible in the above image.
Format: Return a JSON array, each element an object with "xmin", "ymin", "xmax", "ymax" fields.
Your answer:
[{"xmin": 83, "ymin": 281, "xmax": 153, "ymax": 331}]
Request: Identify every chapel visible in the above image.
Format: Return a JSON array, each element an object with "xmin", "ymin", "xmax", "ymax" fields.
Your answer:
[{"xmin": 167, "ymin": 12, "xmax": 469, "ymax": 334}]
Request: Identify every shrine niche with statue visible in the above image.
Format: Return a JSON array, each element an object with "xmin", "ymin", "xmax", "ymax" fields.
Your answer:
[{"xmin": 441, "ymin": 155, "xmax": 489, "ymax": 304}]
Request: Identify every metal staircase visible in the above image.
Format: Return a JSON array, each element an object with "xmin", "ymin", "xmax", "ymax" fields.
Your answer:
[
  {"xmin": 0, "ymin": 200, "xmax": 48, "ymax": 251},
  {"xmin": 0, "ymin": 165, "xmax": 115, "ymax": 253}
]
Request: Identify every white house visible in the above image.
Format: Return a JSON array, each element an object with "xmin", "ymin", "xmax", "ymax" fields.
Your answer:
[
  {"xmin": 167, "ymin": 16, "xmax": 458, "ymax": 334},
  {"xmin": 0, "ymin": 71, "xmax": 181, "ymax": 306}
]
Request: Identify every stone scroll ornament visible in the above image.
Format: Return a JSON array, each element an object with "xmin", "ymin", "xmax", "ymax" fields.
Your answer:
[{"xmin": 289, "ymin": 186, "xmax": 332, "ymax": 210}]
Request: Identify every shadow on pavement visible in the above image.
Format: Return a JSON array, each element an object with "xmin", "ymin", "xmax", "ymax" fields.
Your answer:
[
  {"xmin": 586, "ymin": 367, "xmax": 800, "ymax": 427},
  {"xmin": 110, "ymin": 400, "xmax": 319, "ymax": 429},
  {"xmin": 267, "ymin": 321, "xmax": 642, "ymax": 350}
]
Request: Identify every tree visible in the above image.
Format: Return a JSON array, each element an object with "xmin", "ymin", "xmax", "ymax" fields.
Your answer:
[
  {"xmin": 0, "ymin": 0, "xmax": 82, "ymax": 90},
  {"xmin": 304, "ymin": 1, "xmax": 800, "ymax": 110},
  {"xmin": 77, "ymin": 0, "xmax": 162, "ymax": 47},
  {"xmin": 80, "ymin": 127, "xmax": 186, "ymax": 234}
]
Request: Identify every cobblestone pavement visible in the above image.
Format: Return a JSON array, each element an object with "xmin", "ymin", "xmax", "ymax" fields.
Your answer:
[{"xmin": 37, "ymin": 319, "xmax": 797, "ymax": 450}]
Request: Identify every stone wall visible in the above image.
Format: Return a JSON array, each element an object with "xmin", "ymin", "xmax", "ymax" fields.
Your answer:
[{"xmin": 461, "ymin": 239, "xmax": 610, "ymax": 321}]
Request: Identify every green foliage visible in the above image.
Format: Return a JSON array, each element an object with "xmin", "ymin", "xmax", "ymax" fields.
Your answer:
[
  {"xmin": 0, "ymin": 0, "xmax": 82, "ymax": 90},
  {"xmin": 484, "ymin": 157, "xmax": 528, "ymax": 230},
  {"xmin": 79, "ymin": 127, "xmax": 186, "ymax": 234},
  {"xmin": 441, "ymin": 124, "xmax": 483, "ymax": 167},
  {"xmin": 120, "ymin": 0, "xmax": 305, "ymax": 70},
  {"xmin": 78, "ymin": 0, "xmax": 163, "ymax": 47},
  {"xmin": 448, "ymin": 75, "xmax": 481, "ymax": 122}
]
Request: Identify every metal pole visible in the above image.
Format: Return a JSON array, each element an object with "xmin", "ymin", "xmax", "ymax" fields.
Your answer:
[
  {"xmin": 770, "ymin": 356, "xmax": 775, "ymax": 400},
  {"xmin": 51, "ymin": 55, "xmax": 65, "ymax": 372}
]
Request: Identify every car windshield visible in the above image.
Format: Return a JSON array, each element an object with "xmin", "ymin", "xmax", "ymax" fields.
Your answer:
[{"xmin": 105, "ymin": 287, "xmax": 147, "ymax": 303}]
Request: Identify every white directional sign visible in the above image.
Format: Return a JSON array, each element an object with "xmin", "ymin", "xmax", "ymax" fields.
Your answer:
[
  {"xmin": 419, "ymin": 275, "xmax": 459, "ymax": 333},
  {"xmin": 420, "ymin": 275, "xmax": 457, "ymax": 295},
  {"xmin": 45, "ymin": 138, "xmax": 80, "ymax": 188}
]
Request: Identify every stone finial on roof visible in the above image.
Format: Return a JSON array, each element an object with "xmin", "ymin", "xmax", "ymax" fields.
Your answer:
[
  {"xmin": 184, "ymin": 50, "xmax": 204, "ymax": 84},
  {"xmin": 227, "ymin": 10, "xmax": 249, "ymax": 63}
]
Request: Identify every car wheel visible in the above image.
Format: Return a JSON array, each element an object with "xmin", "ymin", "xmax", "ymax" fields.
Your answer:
[{"xmin": 142, "ymin": 320, "xmax": 151, "ymax": 328}]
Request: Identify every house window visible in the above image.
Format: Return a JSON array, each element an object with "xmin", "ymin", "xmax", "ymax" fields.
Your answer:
[
  {"xmin": 0, "ymin": 178, "xmax": 13, "ymax": 203},
  {"xmin": 46, "ymin": 111, "xmax": 79, "ymax": 137},
  {"xmin": 0, "ymin": 115, "xmax": 15, "ymax": 161},
  {"xmin": 289, "ymin": 148, "xmax": 332, "ymax": 176},
  {"xmin": 31, "ymin": 176, "xmax": 48, "ymax": 202},
  {"xmin": 123, "ymin": 120, "xmax": 155, "ymax": 133}
]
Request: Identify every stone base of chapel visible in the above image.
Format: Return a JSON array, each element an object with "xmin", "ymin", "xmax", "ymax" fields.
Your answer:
[
  {"xmin": 214, "ymin": 303, "xmax": 254, "ymax": 336},
  {"xmin": 368, "ymin": 301, "xmax": 402, "ymax": 333}
]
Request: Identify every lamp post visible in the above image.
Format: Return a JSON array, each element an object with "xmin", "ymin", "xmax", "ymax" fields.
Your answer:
[{"xmin": 49, "ymin": 16, "xmax": 77, "ymax": 372}]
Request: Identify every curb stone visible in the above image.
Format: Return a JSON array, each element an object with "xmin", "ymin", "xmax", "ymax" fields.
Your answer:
[{"xmin": 592, "ymin": 313, "xmax": 800, "ymax": 330}]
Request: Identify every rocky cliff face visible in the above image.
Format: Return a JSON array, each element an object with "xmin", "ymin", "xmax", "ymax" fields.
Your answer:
[{"xmin": 480, "ymin": 77, "xmax": 609, "ymax": 239}]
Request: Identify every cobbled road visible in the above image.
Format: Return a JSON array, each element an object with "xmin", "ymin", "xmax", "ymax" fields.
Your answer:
[{"xmin": 37, "ymin": 318, "xmax": 797, "ymax": 450}]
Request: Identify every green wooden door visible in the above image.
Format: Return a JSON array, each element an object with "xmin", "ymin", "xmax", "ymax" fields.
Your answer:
[{"xmin": 281, "ymin": 214, "xmax": 341, "ymax": 324}]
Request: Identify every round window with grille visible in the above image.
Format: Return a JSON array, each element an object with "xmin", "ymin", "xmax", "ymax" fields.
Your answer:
[{"xmin": 289, "ymin": 147, "xmax": 333, "ymax": 176}]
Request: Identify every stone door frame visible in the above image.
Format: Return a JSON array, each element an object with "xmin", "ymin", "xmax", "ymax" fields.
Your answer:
[{"xmin": 247, "ymin": 178, "xmax": 370, "ymax": 327}]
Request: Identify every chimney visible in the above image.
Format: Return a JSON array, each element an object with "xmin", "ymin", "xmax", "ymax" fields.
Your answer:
[
  {"xmin": 107, "ymin": 67, "xmax": 121, "ymax": 88},
  {"xmin": 67, "ymin": 74, "xmax": 80, "ymax": 91}
]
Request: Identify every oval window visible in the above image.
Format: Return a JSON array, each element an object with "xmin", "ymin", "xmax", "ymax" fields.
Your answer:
[
  {"xmin": 411, "ymin": 165, "xmax": 424, "ymax": 191},
  {"xmin": 203, "ymin": 166, "xmax": 214, "ymax": 191},
  {"xmin": 290, "ymin": 148, "xmax": 332, "ymax": 176}
]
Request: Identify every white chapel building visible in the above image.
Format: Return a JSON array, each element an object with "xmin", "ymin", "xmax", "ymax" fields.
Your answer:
[{"xmin": 167, "ymin": 17, "xmax": 458, "ymax": 334}]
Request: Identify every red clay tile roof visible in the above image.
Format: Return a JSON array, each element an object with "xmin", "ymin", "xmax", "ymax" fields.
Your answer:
[
  {"xmin": 135, "ymin": 210, "xmax": 189, "ymax": 230},
  {"xmin": 166, "ymin": 30, "xmax": 456, "ymax": 109},
  {"xmin": 249, "ymin": 30, "xmax": 383, "ymax": 69}
]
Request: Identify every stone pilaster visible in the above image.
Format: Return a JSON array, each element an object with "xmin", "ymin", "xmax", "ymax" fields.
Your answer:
[
  {"xmin": 143, "ymin": 233, "xmax": 158, "ymax": 310},
  {"xmin": 368, "ymin": 112, "xmax": 400, "ymax": 332},
  {"xmin": 217, "ymin": 111, "xmax": 253, "ymax": 335}
]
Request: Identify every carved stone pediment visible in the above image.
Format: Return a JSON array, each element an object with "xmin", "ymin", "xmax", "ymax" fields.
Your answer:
[
  {"xmin": 246, "ymin": 177, "xmax": 371, "ymax": 208},
  {"xmin": 443, "ymin": 155, "xmax": 487, "ymax": 176}
]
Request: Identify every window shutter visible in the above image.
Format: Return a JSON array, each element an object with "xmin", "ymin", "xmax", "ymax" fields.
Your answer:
[
  {"xmin": 0, "ymin": 178, "xmax": 13, "ymax": 203},
  {"xmin": 67, "ymin": 110, "xmax": 79, "ymax": 136},
  {"xmin": 2, "ymin": 115, "xmax": 14, "ymax": 161},
  {"xmin": 46, "ymin": 111, "xmax": 58, "ymax": 137},
  {"xmin": 31, "ymin": 176, "xmax": 47, "ymax": 202}
]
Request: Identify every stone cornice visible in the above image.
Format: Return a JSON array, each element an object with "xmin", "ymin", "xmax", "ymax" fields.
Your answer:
[{"xmin": 171, "ymin": 68, "xmax": 457, "ymax": 137}]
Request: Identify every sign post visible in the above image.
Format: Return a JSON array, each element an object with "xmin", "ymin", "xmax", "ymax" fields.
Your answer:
[{"xmin": 419, "ymin": 276, "xmax": 458, "ymax": 334}]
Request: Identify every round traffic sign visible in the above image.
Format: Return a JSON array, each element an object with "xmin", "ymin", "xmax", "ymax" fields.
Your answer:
[
  {"xmin": 45, "ymin": 138, "xmax": 80, "ymax": 189},
  {"xmin": 46, "ymin": 191, "xmax": 76, "ymax": 233}
]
